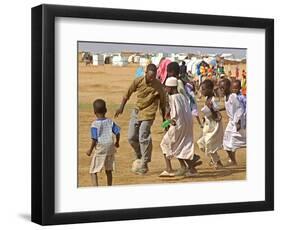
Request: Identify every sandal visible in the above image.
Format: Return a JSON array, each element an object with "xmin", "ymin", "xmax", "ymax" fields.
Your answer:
[{"xmin": 159, "ymin": 170, "xmax": 175, "ymax": 177}]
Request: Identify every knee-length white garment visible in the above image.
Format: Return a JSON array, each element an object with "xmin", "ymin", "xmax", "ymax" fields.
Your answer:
[
  {"xmin": 223, "ymin": 93, "xmax": 246, "ymax": 151},
  {"xmin": 197, "ymin": 97, "xmax": 224, "ymax": 155},
  {"xmin": 160, "ymin": 93, "xmax": 194, "ymax": 160}
]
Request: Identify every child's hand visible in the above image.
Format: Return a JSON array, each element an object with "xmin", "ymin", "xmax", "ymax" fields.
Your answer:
[
  {"xmin": 214, "ymin": 112, "xmax": 222, "ymax": 122},
  {"xmin": 205, "ymin": 99, "xmax": 213, "ymax": 109},
  {"xmin": 170, "ymin": 119, "xmax": 176, "ymax": 126},
  {"xmin": 86, "ymin": 150, "xmax": 92, "ymax": 156},
  {"xmin": 114, "ymin": 107, "xmax": 123, "ymax": 118},
  {"xmin": 115, "ymin": 142, "xmax": 120, "ymax": 148}
]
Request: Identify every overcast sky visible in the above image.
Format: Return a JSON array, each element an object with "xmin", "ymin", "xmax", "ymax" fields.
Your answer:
[{"xmin": 78, "ymin": 41, "xmax": 246, "ymax": 59}]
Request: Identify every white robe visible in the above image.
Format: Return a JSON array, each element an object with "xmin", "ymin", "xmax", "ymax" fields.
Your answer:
[
  {"xmin": 197, "ymin": 97, "xmax": 224, "ymax": 155},
  {"xmin": 223, "ymin": 93, "xmax": 246, "ymax": 151},
  {"xmin": 160, "ymin": 93, "xmax": 194, "ymax": 160}
]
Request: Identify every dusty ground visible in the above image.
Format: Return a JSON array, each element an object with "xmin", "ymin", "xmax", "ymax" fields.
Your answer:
[{"xmin": 78, "ymin": 63, "xmax": 246, "ymax": 187}]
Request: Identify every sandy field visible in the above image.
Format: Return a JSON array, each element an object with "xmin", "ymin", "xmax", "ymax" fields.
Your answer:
[{"xmin": 78, "ymin": 63, "xmax": 246, "ymax": 187}]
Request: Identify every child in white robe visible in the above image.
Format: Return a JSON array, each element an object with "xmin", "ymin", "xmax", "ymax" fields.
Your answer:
[
  {"xmin": 197, "ymin": 79, "xmax": 224, "ymax": 169},
  {"xmin": 160, "ymin": 77, "xmax": 199, "ymax": 176},
  {"xmin": 232, "ymin": 80, "xmax": 247, "ymax": 129},
  {"xmin": 219, "ymin": 78, "xmax": 246, "ymax": 166}
]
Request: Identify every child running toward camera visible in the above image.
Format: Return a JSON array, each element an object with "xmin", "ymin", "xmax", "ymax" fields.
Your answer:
[
  {"xmin": 219, "ymin": 79, "xmax": 246, "ymax": 166},
  {"xmin": 86, "ymin": 99, "xmax": 120, "ymax": 186},
  {"xmin": 197, "ymin": 79, "xmax": 224, "ymax": 169},
  {"xmin": 232, "ymin": 79, "xmax": 247, "ymax": 129}
]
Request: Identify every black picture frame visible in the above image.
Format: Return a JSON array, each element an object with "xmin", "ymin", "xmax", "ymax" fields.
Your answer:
[{"xmin": 31, "ymin": 4, "xmax": 274, "ymax": 226}]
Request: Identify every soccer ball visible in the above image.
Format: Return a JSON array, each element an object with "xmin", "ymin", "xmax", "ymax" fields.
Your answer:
[{"xmin": 131, "ymin": 159, "xmax": 142, "ymax": 173}]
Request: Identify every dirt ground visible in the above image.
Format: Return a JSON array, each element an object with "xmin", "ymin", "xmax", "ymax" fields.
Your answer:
[{"xmin": 78, "ymin": 63, "xmax": 246, "ymax": 187}]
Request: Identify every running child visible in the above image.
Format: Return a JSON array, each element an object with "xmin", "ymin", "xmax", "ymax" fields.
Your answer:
[
  {"xmin": 185, "ymin": 79, "xmax": 204, "ymax": 128},
  {"xmin": 86, "ymin": 99, "xmax": 120, "ymax": 186},
  {"xmin": 197, "ymin": 79, "xmax": 224, "ymax": 169},
  {"xmin": 160, "ymin": 77, "xmax": 200, "ymax": 177},
  {"xmin": 232, "ymin": 79, "xmax": 246, "ymax": 129},
  {"xmin": 160, "ymin": 62, "xmax": 201, "ymax": 176},
  {"xmin": 219, "ymin": 79, "xmax": 246, "ymax": 166},
  {"xmin": 167, "ymin": 62, "xmax": 203, "ymax": 128}
]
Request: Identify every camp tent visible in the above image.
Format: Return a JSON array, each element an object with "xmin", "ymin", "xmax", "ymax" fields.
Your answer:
[
  {"xmin": 92, "ymin": 54, "xmax": 104, "ymax": 66},
  {"xmin": 112, "ymin": 55, "xmax": 128, "ymax": 66}
]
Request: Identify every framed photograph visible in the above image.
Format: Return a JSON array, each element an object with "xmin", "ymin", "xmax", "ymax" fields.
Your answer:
[{"xmin": 31, "ymin": 4, "xmax": 274, "ymax": 225}]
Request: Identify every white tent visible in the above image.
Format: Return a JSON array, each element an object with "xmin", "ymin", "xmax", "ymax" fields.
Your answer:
[
  {"xmin": 220, "ymin": 53, "xmax": 233, "ymax": 58},
  {"xmin": 151, "ymin": 56, "xmax": 162, "ymax": 66},
  {"xmin": 92, "ymin": 54, "xmax": 104, "ymax": 66},
  {"xmin": 112, "ymin": 55, "xmax": 128, "ymax": 67},
  {"xmin": 139, "ymin": 57, "xmax": 150, "ymax": 67},
  {"xmin": 134, "ymin": 55, "xmax": 140, "ymax": 63}
]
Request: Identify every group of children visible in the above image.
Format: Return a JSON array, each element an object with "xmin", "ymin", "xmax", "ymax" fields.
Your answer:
[{"xmin": 85, "ymin": 62, "xmax": 247, "ymax": 186}]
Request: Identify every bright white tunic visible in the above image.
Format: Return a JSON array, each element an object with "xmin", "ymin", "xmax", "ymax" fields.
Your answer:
[
  {"xmin": 160, "ymin": 93, "xmax": 194, "ymax": 159},
  {"xmin": 197, "ymin": 97, "xmax": 224, "ymax": 155},
  {"xmin": 223, "ymin": 93, "xmax": 246, "ymax": 151}
]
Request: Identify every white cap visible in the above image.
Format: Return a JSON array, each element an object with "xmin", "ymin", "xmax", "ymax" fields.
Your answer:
[{"xmin": 165, "ymin": 77, "xmax": 178, "ymax": 87}]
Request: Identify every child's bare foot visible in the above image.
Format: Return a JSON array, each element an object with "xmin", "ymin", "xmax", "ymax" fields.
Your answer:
[
  {"xmin": 214, "ymin": 160, "xmax": 224, "ymax": 169},
  {"xmin": 193, "ymin": 161, "xmax": 202, "ymax": 168},
  {"xmin": 185, "ymin": 167, "xmax": 198, "ymax": 177},
  {"xmin": 225, "ymin": 159, "xmax": 238, "ymax": 167},
  {"xmin": 174, "ymin": 167, "xmax": 187, "ymax": 176}
]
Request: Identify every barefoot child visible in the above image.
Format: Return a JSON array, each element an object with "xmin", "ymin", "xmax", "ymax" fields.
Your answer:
[
  {"xmin": 219, "ymin": 79, "xmax": 246, "ymax": 166},
  {"xmin": 169, "ymin": 62, "xmax": 203, "ymax": 128},
  {"xmin": 86, "ymin": 99, "xmax": 120, "ymax": 186},
  {"xmin": 160, "ymin": 77, "xmax": 199, "ymax": 177},
  {"xmin": 185, "ymin": 80, "xmax": 204, "ymax": 128},
  {"xmin": 160, "ymin": 63, "xmax": 201, "ymax": 176},
  {"xmin": 232, "ymin": 79, "xmax": 247, "ymax": 129},
  {"xmin": 197, "ymin": 79, "xmax": 224, "ymax": 169},
  {"xmin": 168, "ymin": 62, "xmax": 203, "ymax": 129}
]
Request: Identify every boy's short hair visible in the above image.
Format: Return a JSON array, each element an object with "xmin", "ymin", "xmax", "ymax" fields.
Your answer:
[
  {"xmin": 93, "ymin": 99, "xmax": 107, "ymax": 114},
  {"xmin": 167, "ymin": 62, "xmax": 180, "ymax": 75},
  {"xmin": 233, "ymin": 79, "xmax": 242, "ymax": 88},
  {"xmin": 221, "ymin": 78, "xmax": 231, "ymax": 88},
  {"xmin": 201, "ymin": 79, "xmax": 214, "ymax": 90}
]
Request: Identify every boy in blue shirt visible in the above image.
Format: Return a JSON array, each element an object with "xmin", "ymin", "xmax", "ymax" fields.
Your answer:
[{"xmin": 86, "ymin": 99, "xmax": 120, "ymax": 186}]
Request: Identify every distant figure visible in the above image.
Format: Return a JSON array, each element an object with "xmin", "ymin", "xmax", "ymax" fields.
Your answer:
[
  {"xmin": 83, "ymin": 53, "xmax": 93, "ymax": 66},
  {"xmin": 157, "ymin": 58, "xmax": 171, "ymax": 84},
  {"xmin": 86, "ymin": 99, "xmax": 120, "ymax": 186},
  {"xmin": 179, "ymin": 61, "xmax": 187, "ymax": 81},
  {"xmin": 241, "ymin": 70, "xmax": 247, "ymax": 96}
]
